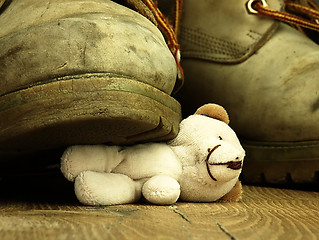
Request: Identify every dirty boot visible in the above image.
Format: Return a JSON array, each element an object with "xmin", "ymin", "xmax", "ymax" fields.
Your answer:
[
  {"xmin": 0, "ymin": 0, "xmax": 182, "ymax": 165},
  {"xmin": 178, "ymin": 0, "xmax": 319, "ymax": 186}
]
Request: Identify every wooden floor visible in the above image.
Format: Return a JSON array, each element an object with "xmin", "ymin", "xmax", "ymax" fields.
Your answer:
[{"xmin": 0, "ymin": 171, "xmax": 319, "ymax": 240}]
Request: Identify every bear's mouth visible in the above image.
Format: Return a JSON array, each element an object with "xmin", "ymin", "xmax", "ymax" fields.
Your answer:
[{"xmin": 205, "ymin": 145, "xmax": 242, "ymax": 181}]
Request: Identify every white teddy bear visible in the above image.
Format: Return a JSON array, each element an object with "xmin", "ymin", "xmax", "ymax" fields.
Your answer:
[{"xmin": 60, "ymin": 104, "xmax": 245, "ymax": 205}]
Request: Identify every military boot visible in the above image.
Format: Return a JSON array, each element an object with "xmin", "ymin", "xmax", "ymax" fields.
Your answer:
[
  {"xmin": 178, "ymin": 0, "xmax": 319, "ymax": 186},
  {"xmin": 0, "ymin": 0, "xmax": 182, "ymax": 165}
]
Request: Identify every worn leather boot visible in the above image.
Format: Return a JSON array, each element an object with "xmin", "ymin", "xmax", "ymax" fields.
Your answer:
[
  {"xmin": 0, "ymin": 0, "xmax": 181, "ymax": 164},
  {"xmin": 178, "ymin": 0, "xmax": 319, "ymax": 186}
]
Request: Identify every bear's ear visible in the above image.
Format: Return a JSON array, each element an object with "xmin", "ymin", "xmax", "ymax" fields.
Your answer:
[{"xmin": 195, "ymin": 104, "xmax": 230, "ymax": 125}]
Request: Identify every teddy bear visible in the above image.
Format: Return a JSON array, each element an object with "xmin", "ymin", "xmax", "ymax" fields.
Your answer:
[{"xmin": 60, "ymin": 103, "xmax": 245, "ymax": 205}]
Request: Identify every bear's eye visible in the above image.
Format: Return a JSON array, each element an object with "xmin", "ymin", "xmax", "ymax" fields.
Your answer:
[{"xmin": 218, "ymin": 136, "xmax": 223, "ymax": 140}]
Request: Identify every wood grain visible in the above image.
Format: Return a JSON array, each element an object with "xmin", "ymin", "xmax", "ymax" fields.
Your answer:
[{"xmin": 0, "ymin": 185, "xmax": 318, "ymax": 240}]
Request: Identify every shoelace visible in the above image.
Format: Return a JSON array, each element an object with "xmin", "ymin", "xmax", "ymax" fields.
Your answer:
[
  {"xmin": 140, "ymin": 0, "xmax": 184, "ymax": 94},
  {"xmin": 247, "ymin": 0, "xmax": 319, "ymax": 40}
]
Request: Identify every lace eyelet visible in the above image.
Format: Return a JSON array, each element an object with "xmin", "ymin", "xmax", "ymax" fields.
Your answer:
[{"xmin": 246, "ymin": 0, "xmax": 268, "ymax": 14}]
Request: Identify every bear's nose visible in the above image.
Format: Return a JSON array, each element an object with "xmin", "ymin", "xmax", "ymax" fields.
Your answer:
[
  {"xmin": 210, "ymin": 159, "xmax": 242, "ymax": 170},
  {"xmin": 226, "ymin": 160, "xmax": 242, "ymax": 170},
  {"xmin": 208, "ymin": 152, "xmax": 244, "ymax": 170}
]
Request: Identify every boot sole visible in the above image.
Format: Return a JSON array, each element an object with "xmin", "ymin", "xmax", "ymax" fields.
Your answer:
[
  {"xmin": 241, "ymin": 140, "xmax": 319, "ymax": 187},
  {"xmin": 0, "ymin": 73, "xmax": 181, "ymax": 162}
]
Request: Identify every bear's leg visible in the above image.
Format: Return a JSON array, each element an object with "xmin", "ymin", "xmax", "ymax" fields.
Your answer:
[
  {"xmin": 74, "ymin": 171, "xmax": 141, "ymax": 205},
  {"xmin": 61, "ymin": 145, "xmax": 123, "ymax": 181},
  {"xmin": 217, "ymin": 180, "xmax": 242, "ymax": 202},
  {"xmin": 142, "ymin": 175, "xmax": 181, "ymax": 205}
]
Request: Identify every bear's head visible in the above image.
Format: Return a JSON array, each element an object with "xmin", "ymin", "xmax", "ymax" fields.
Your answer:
[{"xmin": 168, "ymin": 104, "xmax": 245, "ymax": 202}]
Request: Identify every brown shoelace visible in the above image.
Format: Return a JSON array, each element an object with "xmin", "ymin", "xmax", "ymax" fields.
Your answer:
[{"xmin": 247, "ymin": 0, "xmax": 319, "ymax": 42}]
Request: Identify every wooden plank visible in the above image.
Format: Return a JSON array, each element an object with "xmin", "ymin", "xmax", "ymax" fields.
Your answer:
[
  {"xmin": 177, "ymin": 186, "xmax": 319, "ymax": 240},
  {"xmin": 0, "ymin": 186, "xmax": 318, "ymax": 240},
  {"xmin": 0, "ymin": 204, "xmax": 230, "ymax": 240}
]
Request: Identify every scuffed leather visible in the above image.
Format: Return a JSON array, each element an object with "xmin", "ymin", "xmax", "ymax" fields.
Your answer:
[{"xmin": 0, "ymin": 0, "xmax": 177, "ymax": 95}]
